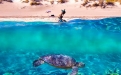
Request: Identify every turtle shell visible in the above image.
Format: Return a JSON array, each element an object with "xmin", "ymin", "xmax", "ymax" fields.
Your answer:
[{"xmin": 41, "ymin": 54, "xmax": 76, "ymax": 69}]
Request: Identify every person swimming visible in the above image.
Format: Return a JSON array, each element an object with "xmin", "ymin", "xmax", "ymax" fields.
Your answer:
[{"xmin": 58, "ymin": 9, "xmax": 66, "ymax": 22}]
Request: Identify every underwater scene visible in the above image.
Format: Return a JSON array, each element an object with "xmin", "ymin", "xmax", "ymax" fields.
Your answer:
[{"xmin": 0, "ymin": 17, "xmax": 121, "ymax": 75}]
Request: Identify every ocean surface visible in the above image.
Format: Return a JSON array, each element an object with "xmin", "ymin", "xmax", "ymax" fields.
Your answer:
[{"xmin": 0, "ymin": 17, "xmax": 121, "ymax": 75}]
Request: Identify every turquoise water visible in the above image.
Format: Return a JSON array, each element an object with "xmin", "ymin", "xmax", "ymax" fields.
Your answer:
[{"xmin": 0, "ymin": 17, "xmax": 121, "ymax": 75}]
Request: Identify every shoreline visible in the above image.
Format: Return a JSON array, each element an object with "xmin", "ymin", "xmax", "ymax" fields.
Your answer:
[
  {"xmin": 0, "ymin": 16, "xmax": 121, "ymax": 22},
  {"xmin": 0, "ymin": 2, "xmax": 121, "ymax": 21}
]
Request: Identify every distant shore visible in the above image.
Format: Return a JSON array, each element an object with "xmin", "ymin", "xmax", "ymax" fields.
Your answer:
[{"xmin": 0, "ymin": 1, "xmax": 121, "ymax": 22}]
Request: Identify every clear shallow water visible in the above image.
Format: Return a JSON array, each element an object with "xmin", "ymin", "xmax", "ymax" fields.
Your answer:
[{"xmin": 0, "ymin": 17, "xmax": 121, "ymax": 75}]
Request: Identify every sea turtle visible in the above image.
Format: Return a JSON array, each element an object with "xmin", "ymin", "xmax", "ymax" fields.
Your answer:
[{"xmin": 33, "ymin": 54, "xmax": 85, "ymax": 75}]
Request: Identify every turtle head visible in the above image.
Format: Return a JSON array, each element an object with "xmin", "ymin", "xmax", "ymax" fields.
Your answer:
[
  {"xmin": 75, "ymin": 62, "xmax": 85, "ymax": 68},
  {"xmin": 33, "ymin": 59, "xmax": 44, "ymax": 67}
]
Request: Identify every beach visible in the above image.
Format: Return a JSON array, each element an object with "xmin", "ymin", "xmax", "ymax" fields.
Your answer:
[
  {"xmin": 1, "ymin": 1, "xmax": 121, "ymax": 75},
  {"xmin": 0, "ymin": 1, "xmax": 121, "ymax": 22}
]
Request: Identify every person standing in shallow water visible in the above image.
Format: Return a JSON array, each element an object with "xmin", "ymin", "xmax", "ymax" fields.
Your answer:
[{"xmin": 58, "ymin": 9, "xmax": 66, "ymax": 22}]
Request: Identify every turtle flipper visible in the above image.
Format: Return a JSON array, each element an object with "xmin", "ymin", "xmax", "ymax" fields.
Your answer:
[
  {"xmin": 70, "ymin": 66, "xmax": 78, "ymax": 75},
  {"xmin": 33, "ymin": 59, "xmax": 44, "ymax": 67}
]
